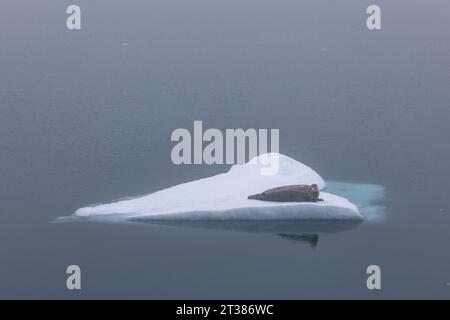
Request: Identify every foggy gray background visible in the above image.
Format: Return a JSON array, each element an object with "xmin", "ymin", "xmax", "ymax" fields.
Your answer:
[{"xmin": 0, "ymin": 0, "xmax": 449, "ymax": 298}]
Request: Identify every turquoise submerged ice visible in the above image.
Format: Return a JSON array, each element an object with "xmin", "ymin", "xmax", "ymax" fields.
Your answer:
[{"xmin": 74, "ymin": 154, "xmax": 385, "ymax": 221}]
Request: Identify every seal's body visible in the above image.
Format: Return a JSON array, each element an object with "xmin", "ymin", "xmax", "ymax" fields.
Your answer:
[{"xmin": 248, "ymin": 184, "xmax": 323, "ymax": 202}]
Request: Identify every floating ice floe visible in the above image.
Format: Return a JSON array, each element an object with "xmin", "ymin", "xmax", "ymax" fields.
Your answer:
[{"xmin": 73, "ymin": 153, "xmax": 385, "ymax": 222}]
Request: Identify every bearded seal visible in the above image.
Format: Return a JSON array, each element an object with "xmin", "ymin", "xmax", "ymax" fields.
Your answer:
[{"xmin": 248, "ymin": 184, "xmax": 323, "ymax": 202}]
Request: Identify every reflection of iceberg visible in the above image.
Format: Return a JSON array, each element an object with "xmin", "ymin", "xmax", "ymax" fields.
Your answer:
[
  {"xmin": 56, "ymin": 216, "xmax": 362, "ymax": 248},
  {"xmin": 132, "ymin": 219, "xmax": 362, "ymax": 248},
  {"xmin": 132, "ymin": 219, "xmax": 362, "ymax": 235},
  {"xmin": 73, "ymin": 153, "xmax": 385, "ymax": 221}
]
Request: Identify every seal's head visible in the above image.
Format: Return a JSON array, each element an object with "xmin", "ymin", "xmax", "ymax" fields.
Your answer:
[{"xmin": 310, "ymin": 184, "xmax": 321, "ymax": 201}]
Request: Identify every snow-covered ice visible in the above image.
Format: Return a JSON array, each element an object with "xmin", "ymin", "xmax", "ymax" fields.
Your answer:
[{"xmin": 73, "ymin": 154, "xmax": 382, "ymax": 221}]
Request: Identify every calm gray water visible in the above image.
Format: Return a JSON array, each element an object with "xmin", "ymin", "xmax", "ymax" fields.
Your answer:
[{"xmin": 1, "ymin": 0, "xmax": 450, "ymax": 298}]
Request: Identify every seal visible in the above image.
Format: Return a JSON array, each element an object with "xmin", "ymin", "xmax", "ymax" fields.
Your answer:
[{"xmin": 248, "ymin": 184, "xmax": 324, "ymax": 202}]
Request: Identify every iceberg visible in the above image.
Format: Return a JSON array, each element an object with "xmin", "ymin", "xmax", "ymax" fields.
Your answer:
[
  {"xmin": 325, "ymin": 181, "xmax": 386, "ymax": 223},
  {"xmin": 74, "ymin": 154, "xmax": 369, "ymax": 221}
]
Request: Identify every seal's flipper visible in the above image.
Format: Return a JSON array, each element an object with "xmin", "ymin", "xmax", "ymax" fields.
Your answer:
[{"xmin": 248, "ymin": 194, "xmax": 264, "ymax": 200}]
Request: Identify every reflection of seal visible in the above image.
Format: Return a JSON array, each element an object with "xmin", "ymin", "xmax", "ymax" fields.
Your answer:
[
  {"xmin": 277, "ymin": 234, "xmax": 319, "ymax": 248},
  {"xmin": 248, "ymin": 184, "xmax": 323, "ymax": 202}
]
